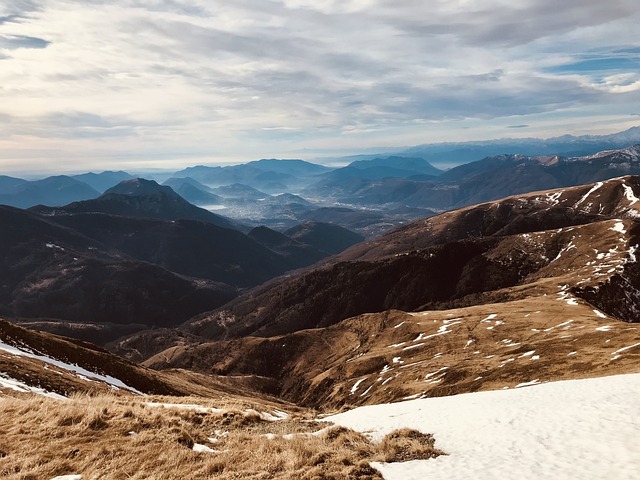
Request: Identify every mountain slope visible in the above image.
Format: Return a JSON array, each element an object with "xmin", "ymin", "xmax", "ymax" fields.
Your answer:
[
  {"xmin": 162, "ymin": 177, "xmax": 224, "ymax": 205},
  {"xmin": 285, "ymin": 221, "xmax": 365, "ymax": 255},
  {"xmin": 138, "ymin": 177, "xmax": 640, "ymax": 409},
  {"xmin": 47, "ymin": 213, "xmax": 309, "ymax": 287},
  {"xmin": 0, "ymin": 175, "xmax": 28, "ymax": 191},
  {"xmin": 145, "ymin": 297, "xmax": 640, "ymax": 408},
  {"xmin": 173, "ymin": 176, "xmax": 640, "ymax": 344},
  {"xmin": 0, "ymin": 318, "xmax": 179, "ymax": 396},
  {"xmin": 0, "ymin": 175, "xmax": 100, "ymax": 208},
  {"xmin": 434, "ymin": 145, "xmax": 640, "ymax": 207},
  {"xmin": 348, "ymin": 156, "xmax": 442, "ymax": 176},
  {"xmin": 71, "ymin": 170, "xmax": 134, "ymax": 193},
  {"xmin": 0, "ymin": 318, "xmax": 284, "ymax": 400},
  {"xmin": 32, "ymin": 178, "xmax": 238, "ymax": 230},
  {"xmin": 247, "ymin": 226, "xmax": 327, "ymax": 267},
  {"xmin": 0, "ymin": 205, "xmax": 236, "ymax": 341}
]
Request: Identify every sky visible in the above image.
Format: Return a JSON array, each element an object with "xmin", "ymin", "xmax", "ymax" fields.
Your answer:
[{"xmin": 1, "ymin": 0, "xmax": 639, "ymax": 174}]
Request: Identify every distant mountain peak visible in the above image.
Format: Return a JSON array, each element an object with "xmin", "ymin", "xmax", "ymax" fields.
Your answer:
[
  {"xmin": 104, "ymin": 178, "xmax": 177, "ymax": 197},
  {"xmin": 347, "ymin": 155, "xmax": 443, "ymax": 176},
  {"xmin": 582, "ymin": 144, "xmax": 640, "ymax": 161}
]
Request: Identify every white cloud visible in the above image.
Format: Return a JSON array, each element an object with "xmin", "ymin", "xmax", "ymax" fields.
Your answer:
[{"xmin": 0, "ymin": 0, "xmax": 639, "ymax": 172}]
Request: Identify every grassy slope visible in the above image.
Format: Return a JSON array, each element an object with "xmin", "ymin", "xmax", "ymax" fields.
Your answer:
[{"xmin": 0, "ymin": 394, "xmax": 441, "ymax": 479}]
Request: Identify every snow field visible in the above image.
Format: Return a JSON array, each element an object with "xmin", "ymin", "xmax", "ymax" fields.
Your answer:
[{"xmin": 326, "ymin": 373, "xmax": 640, "ymax": 480}]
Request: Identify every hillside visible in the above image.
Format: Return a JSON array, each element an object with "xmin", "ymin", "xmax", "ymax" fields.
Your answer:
[
  {"xmin": 71, "ymin": 171, "xmax": 134, "ymax": 193},
  {"xmin": 101, "ymin": 176, "xmax": 640, "ymax": 412},
  {"xmin": 399, "ymin": 126, "xmax": 640, "ymax": 165},
  {"xmin": 2, "ymin": 192, "xmax": 364, "ymax": 345},
  {"xmin": 171, "ymin": 176, "xmax": 640, "ymax": 344},
  {"xmin": 284, "ymin": 221, "xmax": 365, "ymax": 255},
  {"xmin": 145, "ymin": 296, "xmax": 640, "ymax": 408},
  {"xmin": 0, "ymin": 318, "xmax": 258, "ymax": 398},
  {"xmin": 42, "ymin": 214, "xmax": 296, "ymax": 288},
  {"xmin": 32, "ymin": 178, "xmax": 238, "ymax": 231},
  {"xmin": 0, "ymin": 205, "xmax": 236, "ymax": 343},
  {"xmin": 162, "ymin": 177, "xmax": 224, "ymax": 206},
  {"xmin": 174, "ymin": 159, "xmax": 329, "ymax": 192}
]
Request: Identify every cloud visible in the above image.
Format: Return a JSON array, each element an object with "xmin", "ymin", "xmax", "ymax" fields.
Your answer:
[
  {"xmin": 379, "ymin": 0, "xmax": 637, "ymax": 48},
  {"xmin": 0, "ymin": 111, "xmax": 138, "ymax": 139},
  {"xmin": 0, "ymin": 34, "xmax": 48, "ymax": 49},
  {"xmin": 507, "ymin": 125, "xmax": 530, "ymax": 129},
  {"xmin": 0, "ymin": 1, "xmax": 41, "ymax": 18},
  {"xmin": 0, "ymin": 15, "xmax": 22, "ymax": 25},
  {"xmin": 0, "ymin": 0, "xmax": 639, "ymax": 172}
]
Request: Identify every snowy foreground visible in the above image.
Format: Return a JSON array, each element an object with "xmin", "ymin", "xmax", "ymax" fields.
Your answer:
[{"xmin": 326, "ymin": 373, "xmax": 640, "ymax": 480}]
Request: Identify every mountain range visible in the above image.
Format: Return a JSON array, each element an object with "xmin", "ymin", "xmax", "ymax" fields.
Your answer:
[
  {"xmin": 305, "ymin": 145, "xmax": 640, "ymax": 213},
  {"xmin": 3, "ymin": 171, "xmax": 638, "ymax": 412},
  {"xmin": 396, "ymin": 125, "xmax": 640, "ymax": 166},
  {"xmin": 2, "ymin": 143, "xmax": 640, "ymax": 479},
  {"xmin": 0, "ymin": 180, "xmax": 364, "ymax": 345}
]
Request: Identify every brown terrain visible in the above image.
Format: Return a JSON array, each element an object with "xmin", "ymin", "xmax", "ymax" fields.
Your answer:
[
  {"xmin": 6, "ymin": 176, "xmax": 639, "ymax": 409},
  {"xmin": 121, "ymin": 176, "xmax": 640, "ymax": 409},
  {"xmin": 2, "ymin": 175, "xmax": 640, "ymax": 478},
  {"xmin": 170, "ymin": 175, "xmax": 640, "ymax": 345}
]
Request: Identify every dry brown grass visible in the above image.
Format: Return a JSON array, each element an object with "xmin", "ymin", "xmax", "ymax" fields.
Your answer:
[{"xmin": 0, "ymin": 394, "xmax": 443, "ymax": 479}]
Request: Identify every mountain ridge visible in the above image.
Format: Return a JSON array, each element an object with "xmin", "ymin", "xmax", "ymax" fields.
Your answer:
[{"xmin": 163, "ymin": 176, "xmax": 640, "ymax": 347}]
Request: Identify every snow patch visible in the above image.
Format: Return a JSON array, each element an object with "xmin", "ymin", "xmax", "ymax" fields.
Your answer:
[
  {"xmin": 545, "ymin": 191, "xmax": 562, "ymax": 205},
  {"xmin": 480, "ymin": 314, "xmax": 497, "ymax": 323},
  {"xmin": 551, "ymin": 241, "xmax": 576, "ymax": 262},
  {"xmin": 543, "ymin": 320, "xmax": 574, "ymax": 332},
  {"xmin": 193, "ymin": 443, "xmax": 216, "ymax": 453},
  {"xmin": 425, "ymin": 367, "xmax": 448, "ymax": 380},
  {"xmin": 610, "ymin": 221, "xmax": 626, "ymax": 234},
  {"xmin": 0, "ymin": 373, "xmax": 67, "ymax": 400},
  {"xmin": 622, "ymin": 182, "xmax": 639, "ymax": 205},
  {"xmin": 612, "ymin": 342, "xmax": 640, "ymax": 355},
  {"xmin": 515, "ymin": 379, "xmax": 541, "ymax": 388},
  {"xmin": 327, "ymin": 374, "xmax": 640, "ymax": 480},
  {"xmin": 402, "ymin": 393, "xmax": 422, "ymax": 400},
  {"xmin": 350, "ymin": 378, "xmax": 366, "ymax": 394},
  {"xmin": 574, "ymin": 182, "xmax": 602, "ymax": 208},
  {"xmin": 361, "ymin": 385, "xmax": 373, "ymax": 397},
  {"xmin": 596, "ymin": 325, "xmax": 614, "ymax": 332},
  {"xmin": 0, "ymin": 341, "xmax": 142, "ymax": 395}
]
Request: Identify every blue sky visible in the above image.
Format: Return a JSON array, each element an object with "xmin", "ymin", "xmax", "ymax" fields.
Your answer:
[{"xmin": 0, "ymin": 0, "xmax": 639, "ymax": 174}]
